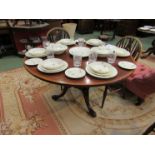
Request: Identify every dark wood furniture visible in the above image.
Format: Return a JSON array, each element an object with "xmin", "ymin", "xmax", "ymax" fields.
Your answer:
[
  {"xmin": 116, "ymin": 20, "xmax": 139, "ymax": 36},
  {"xmin": 115, "ymin": 36, "xmax": 143, "ymax": 105},
  {"xmin": 8, "ymin": 20, "xmax": 50, "ymax": 55},
  {"xmin": 116, "ymin": 36, "xmax": 142, "ymax": 61},
  {"xmin": 138, "ymin": 27, "xmax": 155, "ymax": 58},
  {"xmin": 98, "ymin": 20, "xmax": 121, "ymax": 41},
  {"xmin": 143, "ymin": 122, "xmax": 155, "ymax": 135},
  {"xmin": 24, "ymin": 45, "xmax": 135, "ymax": 117},
  {"xmin": 77, "ymin": 20, "xmax": 95, "ymax": 34},
  {"xmin": 46, "ymin": 27, "xmax": 70, "ymax": 42},
  {"xmin": 0, "ymin": 20, "xmax": 16, "ymax": 57}
]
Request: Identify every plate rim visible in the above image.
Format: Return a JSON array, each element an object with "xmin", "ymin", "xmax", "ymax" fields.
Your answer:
[
  {"xmin": 69, "ymin": 46, "xmax": 91, "ymax": 57},
  {"xmin": 65, "ymin": 67, "xmax": 86, "ymax": 79},
  {"xmin": 37, "ymin": 61, "xmax": 68, "ymax": 73},
  {"xmin": 57, "ymin": 39, "xmax": 76, "ymax": 45},
  {"xmin": 86, "ymin": 63, "xmax": 118, "ymax": 79},
  {"xmin": 86, "ymin": 39, "xmax": 103, "ymax": 46},
  {"xmin": 24, "ymin": 58, "xmax": 43, "ymax": 66},
  {"xmin": 118, "ymin": 61, "xmax": 136, "ymax": 70}
]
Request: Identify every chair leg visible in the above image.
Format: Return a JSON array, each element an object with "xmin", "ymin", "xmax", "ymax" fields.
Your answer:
[
  {"xmin": 101, "ymin": 86, "xmax": 108, "ymax": 108},
  {"xmin": 121, "ymin": 86, "xmax": 126, "ymax": 99}
]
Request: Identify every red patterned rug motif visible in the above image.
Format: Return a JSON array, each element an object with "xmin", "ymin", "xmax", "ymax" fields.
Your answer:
[{"xmin": 0, "ymin": 67, "xmax": 155, "ymax": 135}]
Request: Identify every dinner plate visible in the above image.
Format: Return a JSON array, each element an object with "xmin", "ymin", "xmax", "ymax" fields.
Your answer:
[
  {"xmin": 37, "ymin": 61, "xmax": 68, "ymax": 73},
  {"xmin": 143, "ymin": 25, "xmax": 153, "ymax": 29},
  {"xmin": 118, "ymin": 61, "xmax": 136, "ymax": 70},
  {"xmin": 41, "ymin": 58, "xmax": 65, "ymax": 70},
  {"xmin": 90, "ymin": 46, "xmax": 110, "ymax": 57},
  {"xmin": 69, "ymin": 47, "xmax": 91, "ymax": 57},
  {"xmin": 89, "ymin": 62, "xmax": 110, "ymax": 75},
  {"xmin": 57, "ymin": 39, "xmax": 76, "ymax": 46},
  {"xmin": 47, "ymin": 43, "xmax": 68, "ymax": 55},
  {"xmin": 139, "ymin": 27, "xmax": 150, "ymax": 31},
  {"xmin": 25, "ymin": 48, "xmax": 47, "ymax": 58},
  {"xmin": 65, "ymin": 67, "xmax": 86, "ymax": 79},
  {"xmin": 28, "ymin": 48, "xmax": 46, "ymax": 56},
  {"xmin": 86, "ymin": 62, "xmax": 118, "ymax": 79},
  {"xmin": 24, "ymin": 58, "xmax": 43, "ymax": 66},
  {"xmin": 150, "ymin": 28, "xmax": 155, "ymax": 32},
  {"xmin": 86, "ymin": 39, "xmax": 103, "ymax": 46},
  {"xmin": 115, "ymin": 48, "xmax": 130, "ymax": 57},
  {"xmin": 25, "ymin": 51, "xmax": 47, "ymax": 58}
]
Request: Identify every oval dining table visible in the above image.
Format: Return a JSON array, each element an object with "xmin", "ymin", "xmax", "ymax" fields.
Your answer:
[{"xmin": 24, "ymin": 44, "xmax": 135, "ymax": 117}]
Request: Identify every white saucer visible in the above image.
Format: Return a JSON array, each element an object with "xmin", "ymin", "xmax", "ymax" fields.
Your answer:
[
  {"xmin": 65, "ymin": 67, "xmax": 86, "ymax": 79},
  {"xmin": 24, "ymin": 58, "xmax": 43, "ymax": 66},
  {"xmin": 118, "ymin": 61, "xmax": 136, "ymax": 70}
]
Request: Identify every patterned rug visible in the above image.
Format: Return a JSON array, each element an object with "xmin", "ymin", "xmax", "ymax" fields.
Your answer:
[{"xmin": 0, "ymin": 67, "xmax": 155, "ymax": 135}]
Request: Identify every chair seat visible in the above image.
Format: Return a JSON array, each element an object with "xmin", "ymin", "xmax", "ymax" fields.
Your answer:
[{"xmin": 123, "ymin": 63, "xmax": 155, "ymax": 99}]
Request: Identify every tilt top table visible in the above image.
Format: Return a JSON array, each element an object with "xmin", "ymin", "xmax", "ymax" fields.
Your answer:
[{"xmin": 24, "ymin": 45, "xmax": 135, "ymax": 117}]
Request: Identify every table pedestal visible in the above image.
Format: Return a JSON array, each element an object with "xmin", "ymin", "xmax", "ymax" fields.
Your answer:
[{"xmin": 52, "ymin": 86, "xmax": 98, "ymax": 117}]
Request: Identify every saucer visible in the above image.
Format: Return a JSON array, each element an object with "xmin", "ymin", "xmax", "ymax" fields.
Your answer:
[{"xmin": 65, "ymin": 68, "xmax": 86, "ymax": 79}]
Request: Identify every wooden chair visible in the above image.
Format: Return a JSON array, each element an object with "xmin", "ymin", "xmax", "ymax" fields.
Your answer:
[
  {"xmin": 46, "ymin": 27, "xmax": 70, "ymax": 42},
  {"xmin": 101, "ymin": 36, "xmax": 143, "ymax": 108},
  {"xmin": 116, "ymin": 36, "xmax": 142, "ymax": 61},
  {"xmin": 116, "ymin": 36, "xmax": 144, "ymax": 104},
  {"xmin": 116, "ymin": 36, "xmax": 155, "ymax": 106}
]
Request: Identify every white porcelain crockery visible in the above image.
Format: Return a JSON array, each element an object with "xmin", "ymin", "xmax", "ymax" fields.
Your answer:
[
  {"xmin": 24, "ymin": 58, "xmax": 43, "ymax": 66},
  {"xmin": 65, "ymin": 67, "xmax": 86, "ymax": 79},
  {"xmin": 37, "ymin": 58, "xmax": 68, "ymax": 73},
  {"xmin": 69, "ymin": 47, "xmax": 91, "ymax": 57},
  {"xmin": 118, "ymin": 61, "xmax": 137, "ymax": 70},
  {"xmin": 115, "ymin": 48, "xmax": 130, "ymax": 57},
  {"xmin": 86, "ymin": 39, "xmax": 103, "ymax": 46},
  {"xmin": 25, "ymin": 48, "xmax": 47, "ymax": 58},
  {"xmin": 90, "ymin": 46, "xmax": 110, "ymax": 57},
  {"xmin": 47, "ymin": 43, "xmax": 68, "ymax": 55},
  {"xmin": 86, "ymin": 61, "xmax": 118, "ymax": 79},
  {"xmin": 57, "ymin": 39, "xmax": 76, "ymax": 46}
]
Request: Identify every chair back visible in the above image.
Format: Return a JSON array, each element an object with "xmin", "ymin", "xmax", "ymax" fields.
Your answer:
[
  {"xmin": 46, "ymin": 27, "xmax": 70, "ymax": 42},
  {"xmin": 116, "ymin": 36, "xmax": 142, "ymax": 61}
]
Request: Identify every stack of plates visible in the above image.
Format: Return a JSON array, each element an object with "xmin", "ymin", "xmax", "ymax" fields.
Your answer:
[
  {"xmin": 57, "ymin": 39, "xmax": 76, "ymax": 46},
  {"xmin": 69, "ymin": 47, "xmax": 91, "ymax": 57},
  {"xmin": 25, "ymin": 48, "xmax": 47, "ymax": 58},
  {"xmin": 150, "ymin": 28, "xmax": 155, "ymax": 32},
  {"xmin": 139, "ymin": 27, "xmax": 150, "ymax": 31},
  {"xmin": 24, "ymin": 58, "xmax": 43, "ymax": 66},
  {"xmin": 86, "ymin": 39, "xmax": 103, "ymax": 46},
  {"xmin": 37, "ymin": 58, "xmax": 68, "ymax": 73},
  {"xmin": 90, "ymin": 46, "xmax": 110, "ymax": 57},
  {"xmin": 47, "ymin": 43, "xmax": 68, "ymax": 55},
  {"xmin": 86, "ymin": 61, "xmax": 118, "ymax": 79},
  {"xmin": 115, "ymin": 47, "xmax": 130, "ymax": 57}
]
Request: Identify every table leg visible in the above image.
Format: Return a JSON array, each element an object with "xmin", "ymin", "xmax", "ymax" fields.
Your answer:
[
  {"xmin": 101, "ymin": 86, "xmax": 108, "ymax": 108},
  {"xmin": 141, "ymin": 39, "xmax": 155, "ymax": 58},
  {"xmin": 52, "ymin": 86, "xmax": 70, "ymax": 101},
  {"xmin": 80, "ymin": 87, "xmax": 96, "ymax": 117}
]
